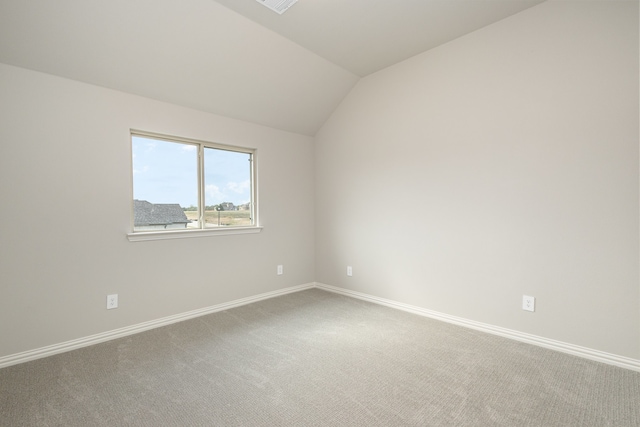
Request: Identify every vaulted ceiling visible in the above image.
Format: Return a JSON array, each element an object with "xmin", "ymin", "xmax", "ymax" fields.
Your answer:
[{"xmin": 0, "ymin": 0, "xmax": 544, "ymax": 135}]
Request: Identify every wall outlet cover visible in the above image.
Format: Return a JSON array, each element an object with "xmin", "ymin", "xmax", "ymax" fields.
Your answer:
[
  {"xmin": 107, "ymin": 294, "xmax": 118, "ymax": 310},
  {"xmin": 522, "ymin": 295, "xmax": 535, "ymax": 312}
]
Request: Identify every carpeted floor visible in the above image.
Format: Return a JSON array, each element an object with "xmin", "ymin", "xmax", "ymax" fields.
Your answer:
[{"xmin": 1, "ymin": 288, "xmax": 639, "ymax": 426}]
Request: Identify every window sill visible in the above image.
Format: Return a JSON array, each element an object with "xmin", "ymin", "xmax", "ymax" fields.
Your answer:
[{"xmin": 127, "ymin": 226, "xmax": 263, "ymax": 242}]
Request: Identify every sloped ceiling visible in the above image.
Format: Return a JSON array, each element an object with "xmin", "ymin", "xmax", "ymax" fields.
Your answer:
[
  {"xmin": 214, "ymin": 0, "xmax": 545, "ymax": 77},
  {"xmin": 0, "ymin": 0, "xmax": 544, "ymax": 136}
]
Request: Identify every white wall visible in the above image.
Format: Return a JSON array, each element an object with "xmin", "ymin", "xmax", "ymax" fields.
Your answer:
[
  {"xmin": 315, "ymin": 0, "xmax": 639, "ymax": 359},
  {"xmin": 0, "ymin": 63, "xmax": 315, "ymax": 358},
  {"xmin": 0, "ymin": 0, "xmax": 359, "ymax": 136}
]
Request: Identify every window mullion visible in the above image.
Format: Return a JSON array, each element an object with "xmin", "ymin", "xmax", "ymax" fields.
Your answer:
[
  {"xmin": 249, "ymin": 153, "xmax": 255, "ymax": 224},
  {"xmin": 198, "ymin": 144, "xmax": 205, "ymax": 229}
]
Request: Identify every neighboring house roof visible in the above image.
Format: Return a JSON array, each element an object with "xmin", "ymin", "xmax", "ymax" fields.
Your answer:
[{"xmin": 134, "ymin": 200, "xmax": 190, "ymax": 227}]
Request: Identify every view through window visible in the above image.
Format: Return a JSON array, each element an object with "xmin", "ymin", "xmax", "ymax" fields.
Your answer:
[{"xmin": 131, "ymin": 132, "xmax": 255, "ymax": 232}]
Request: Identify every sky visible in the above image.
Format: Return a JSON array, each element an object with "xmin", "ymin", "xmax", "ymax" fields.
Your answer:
[{"xmin": 132, "ymin": 135, "xmax": 251, "ymax": 208}]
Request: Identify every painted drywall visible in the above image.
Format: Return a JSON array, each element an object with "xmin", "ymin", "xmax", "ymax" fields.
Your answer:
[
  {"xmin": 0, "ymin": 0, "xmax": 359, "ymax": 136},
  {"xmin": 315, "ymin": 0, "xmax": 639, "ymax": 359},
  {"xmin": 0, "ymin": 63, "xmax": 315, "ymax": 358}
]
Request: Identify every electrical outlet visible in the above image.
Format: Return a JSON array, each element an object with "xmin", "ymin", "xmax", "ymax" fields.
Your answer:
[
  {"xmin": 107, "ymin": 294, "xmax": 118, "ymax": 310},
  {"xmin": 522, "ymin": 295, "xmax": 535, "ymax": 312},
  {"xmin": 277, "ymin": 265, "xmax": 283, "ymax": 275},
  {"xmin": 347, "ymin": 266, "xmax": 353, "ymax": 277}
]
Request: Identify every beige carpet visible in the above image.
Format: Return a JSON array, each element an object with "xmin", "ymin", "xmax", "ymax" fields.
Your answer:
[{"xmin": 1, "ymin": 288, "xmax": 639, "ymax": 426}]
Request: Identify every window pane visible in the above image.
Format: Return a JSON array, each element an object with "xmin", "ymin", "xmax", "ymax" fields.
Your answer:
[
  {"xmin": 132, "ymin": 136, "xmax": 197, "ymax": 231},
  {"xmin": 203, "ymin": 147, "xmax": 252, "ymax": 227}
]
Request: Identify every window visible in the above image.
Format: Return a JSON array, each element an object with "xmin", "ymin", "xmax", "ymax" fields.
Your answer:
[{"xmin": 129, "ymin": 131, "xmax": 258, "ymax": 239}]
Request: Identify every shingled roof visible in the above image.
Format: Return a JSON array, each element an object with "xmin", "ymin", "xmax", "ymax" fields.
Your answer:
[{"xmin": 134, "ymin": 200, "xmax": 190, "ymax": 227}]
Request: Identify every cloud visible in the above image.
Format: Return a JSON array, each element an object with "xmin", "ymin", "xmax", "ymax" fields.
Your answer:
[
  {"xmin": 226, "ymin": 180, "xmax": 250, "ymax": 194},
  {"xmin": 205, "ymin": 184, "xmax": 224, "ymax": 202},
  {"xmin": 132, "ymin": 165, "xmax": 150, "ymax": 175},
  {"xmin": 205, "ymin": 181, "xmax": 250, "ymax": 204},
  {"xmin": 143, "ymin": 141, "xmax": 156, "ymax": 153},
  {"xmin": 182, "ymin": 145, "xmax": 197, "ymax": 152}
]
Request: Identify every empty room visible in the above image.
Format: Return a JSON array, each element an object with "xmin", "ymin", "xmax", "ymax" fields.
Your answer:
[{"xmin": 1, "ymin": 0, "xmax": 639, "ymax": 425}]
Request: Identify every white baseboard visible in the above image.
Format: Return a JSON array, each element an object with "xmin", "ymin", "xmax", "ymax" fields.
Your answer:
[
  {"xmin": 0, "ymin": 283, "xmax": 314, "ymax": 369},
  {"xmin": 3, "ymin": 282, "xmax": 638, "ymax": 373},
  {"xmin": 315, "ymin": 282, "xmax": 640, "ymax": 373}
]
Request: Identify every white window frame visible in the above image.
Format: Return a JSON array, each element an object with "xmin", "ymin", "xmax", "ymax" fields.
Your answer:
[{"xmin": 127, "ymin": 130, "xmax": 261, "ymax": 242}]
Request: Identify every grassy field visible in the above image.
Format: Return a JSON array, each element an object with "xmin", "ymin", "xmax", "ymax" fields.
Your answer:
[{"xmin": 184, "ymin": 210, "xmax": 251, "ymax": 227}]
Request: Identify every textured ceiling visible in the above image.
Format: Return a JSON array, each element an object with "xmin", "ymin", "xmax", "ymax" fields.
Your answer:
[{"xmin": 0, "ymin": 0, "xmax": 545, "ymax": 135}]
